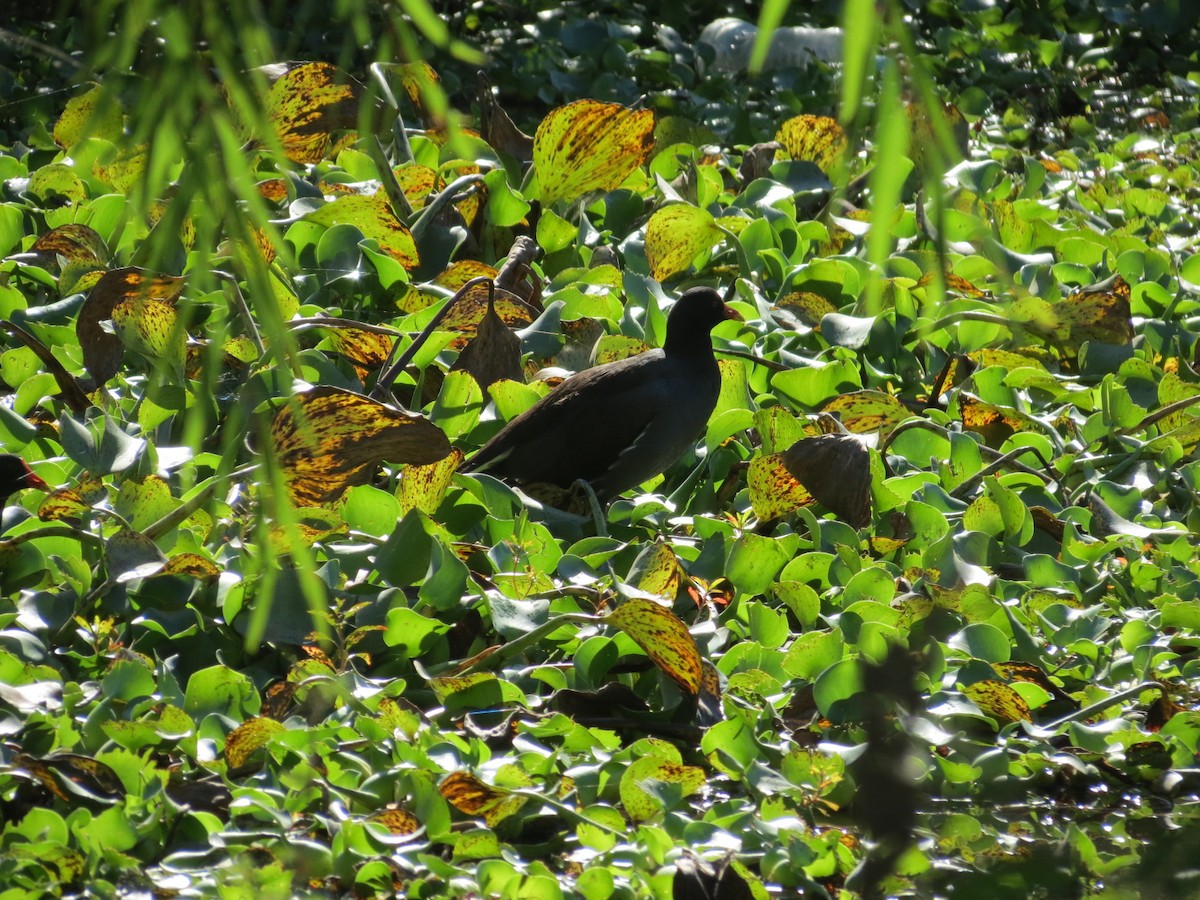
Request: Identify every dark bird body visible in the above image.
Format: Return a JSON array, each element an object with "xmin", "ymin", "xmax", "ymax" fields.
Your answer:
[{"xmin": 461, "ymin": 287, "xmax": 738, "ymax": 503}]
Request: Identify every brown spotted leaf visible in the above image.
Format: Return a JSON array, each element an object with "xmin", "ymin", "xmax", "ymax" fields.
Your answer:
[
  {"xmin": 605, "ymin": 598, "xmax": 702, "ymax": 696},
  {"xmin": 225, "ymin": 716, "xmax": 286, "ymax": 770},
  {"xmin": 368, "ymin": 807, "xmax": 421, "ymax": 836},
  {"xmin": 16, "ymin": 752, "xmax": 125, "ymax": 805},
  {"xmin": 439, "ymin": 771, "xmax": 528, "ymax": 826},
  {"xmin": 438, "ymin": 282, "xmax": 537, "ymax": 348},
  {"xmin": 534, "ymin": 100, "xmax": 655, "ymax": 205},
  {"xmin": 748, "ymin": 452, "xmax": 815, "ymax": 520},
  {"xmin": 31, "ymin": 224, "xmax": 109, "ymax": 268},
  {"xmin": 821, "ymin": 390, "xmax": 910, "ymax": 440},
  {"xmin": 775, "ymin": 291, "xmax": 838, "ymax": 329},
  {"xmin": 305, "ymin": 195, "xmax": 419, "ymax": 269},
  {"xmin": 111, "ymin": 292, "xmax": 186, "ymax": 372},
  {"xmin": 92, "ymin": 143, "xmax": 147, "ymax": 193},
  {"xmin": 619, "ymin": 756, "xmax": 705, "ymax": 822},
  {"xmin": 77, "ymin": 268, "xmax": 185, "ymax": 384},
  {"xmin": 962, "ymin": 680, "xmax": 1031, "ymax": 725},
  {"xmin": 53, "ymin": 83, "xmax": 124, "ymax": 149},
  {"xmin": 1056, "ymin": 289, "xmax": 1134, "ymax": 347},
  {"xmin": 644, "ymin": 205, "xmax": 724, "ymax": 281},
  {"xmin": 159, "ymin": 553, "xmax": 221, "ymax": 580},
  {"xmin": 395, "ymin": 61, "xmax": 443, "ymax": 128},
  {"xmin": 271, "ymin": 386, "xmax": 451, "ymax": 507},
  {"xmin": 325, "ymin": 327, "xmax": 396, "ymax": 382},
  {"xmin": 775, "ymin": 114, "xmax": 847, "ymax": 175},
  {"xmin": 265, "ymin": 62, "xmax": 361, "ymax": 164},
  {"xmin": 627, "ymin": 542, "xmax": 684, "ymax": 600},
  {"xmin": 38, "ymin": 486, "xmax": 93, "ymax": 522},
  {"xmin": 958, "ymin": 395, "xmax": 1036, "ymax": 445},
  {"xmin": 398, "ymin": 449, "xmax": 463, "ymax": 514}
]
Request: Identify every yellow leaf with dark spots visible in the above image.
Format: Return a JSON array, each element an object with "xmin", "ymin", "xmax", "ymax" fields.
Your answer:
[
  {"xmin": 112, "ymin": 293, "xmax": 185, "ymax": 370},
  {"xmin": 1057, "ymin": 289, "xmax": 1134, "ymax": 347},
  {"xmin": 224, "ymin": 717, "xmax": 286, "ymax": 769},
  {"xmin": 628, "ymin": 542, "xmax": 684, "ymax": 600},
  {"xmin": 31, "ymin": 224, "xmax": 109, "ymax": 267},
  {"xmin": 619, "ymin": 756, "xmax": 705, "ymax": 822},
  {"xmin": 77, "ymin": 268, "xmax": 185, "ymax": 384},
  {"xmin": 644, "ymin": 205, "xmax": 723, "ymax": 281},
  {"xmin": 159, "ymin": 553, "xmax": 221, "ymax": 580},
  {"xmin": 325, "ymin": 327, "xmax": 395, "ymax": 382},
  {"xmin": 368, "ymin": 808, "xmax": 421, "ymax": 835},
  {"xmin": 398, "ymin": 450, "xmax": 463, "ymax": 514},
  {"xmin": 437, "ymin": 282, "xmax": 537, "ymax": 348},
  {"xmin": 748, "ymin": 452, "xmax": 814, "ymax": 520},
  {"xmin": 305, "ymin": 195, "xmax": 419, "ymax": 269},
  {"xmin": 271, "ymin": 386, "xmax": 450, "ymax": 507},
  {"xmin": 534, "ymin": 100, "xmax": 655, "ymax": 205},
  {"xmin": 265, "ymin": 62, "xmax": 361, "ymax": 164},
  {"xmin": 963, "ymin": 680, "xmax": 1031, "ymax": 725},
  {"xmin": 775, "ymin": 114, "xmax": 848, "ymax": 175},
  {"xmin": 439, "ymin": 771, "xmax": 528, "ymax": 826},
  {"xmin": 775, "ymin": 291, "xmax": 837, "ymax": 328},
  {"xmin": 821, "ymin": 390, "xmax": 909, "ymax": 439},
  {"xmin": 53, "ymin": 83, "xmax": 123, "ymax": 149},
  {"xmin": 605, "ymin": 598, "xmax": 702, "ymax": 696}
]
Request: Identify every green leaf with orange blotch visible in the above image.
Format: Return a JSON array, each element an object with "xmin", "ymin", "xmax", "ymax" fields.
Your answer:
[
  {"xmin": 821, "ymin": 390, "xmax": 910, "ymax": 439},
  {"xmin": 619, "ymin": 756, "xmax": 705, "ymax": 822},
  {"xmin": 265, "ymin": 62, "xmax": 361, "ymax": 164},
  {"xmin": 605, "ymin": 598, "xmax": 702, "ymax": 695},
  {"xmin": 224, "ymin": 716, "xmax": 286, "ymax": 769},
  {"xmin": 433, "ymin": 260, "xmax": 500, "ymax": 291},
  {"xmin": 271, "ymin": 386, "xmax": 450, "ymax": 507},
  {"xmin": 775, "ymin": 114, "xmax": 848, "ymax": 175},
  {"xmin": 644, "ymin": 205, "xmax": 723, "ymax": 281},
  {"xmin": 962, "ymin": 680, "xmax": 1031, "ymax": 725},
  {"xmin": 748, "ymin": 452, "xmax": 814, "ymax": 520},
  {"xmin": 305, "ymin": 195, "xmax": 419, "ymax": 269},
  {"xmin": 534, "ymin": 100, "xmax": 655, "ymax": 205},
  {"xmin": 398, "ymin": 450, "xmax": 463, "ymax": 514}
]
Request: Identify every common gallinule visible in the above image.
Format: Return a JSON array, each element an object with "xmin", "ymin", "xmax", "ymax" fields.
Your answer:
[{"xmin": 461, "ymin": 286, "xmax": 739, "ymax": 503}]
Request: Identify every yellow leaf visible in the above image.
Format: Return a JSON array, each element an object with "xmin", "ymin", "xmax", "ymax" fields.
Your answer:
[
  {"xmin": 534, "ymin": 100, "xmax": 655, "ymax": 205},
  {"xmin": 605, "ymin": 598, "xmax": 701, "ymax": 695},
  {"xmin": 644, "ymin": 205, "xmax": 723, "ymax": 281}
]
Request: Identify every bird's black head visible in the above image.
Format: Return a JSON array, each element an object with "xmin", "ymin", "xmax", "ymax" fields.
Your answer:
[
  {"xmin": 663, "ymin": 286, "xmax": 740, "ymax": 355},
  {"xmin": 0, "ymin": 454, "xmax": 49, "ymax": 507}
]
